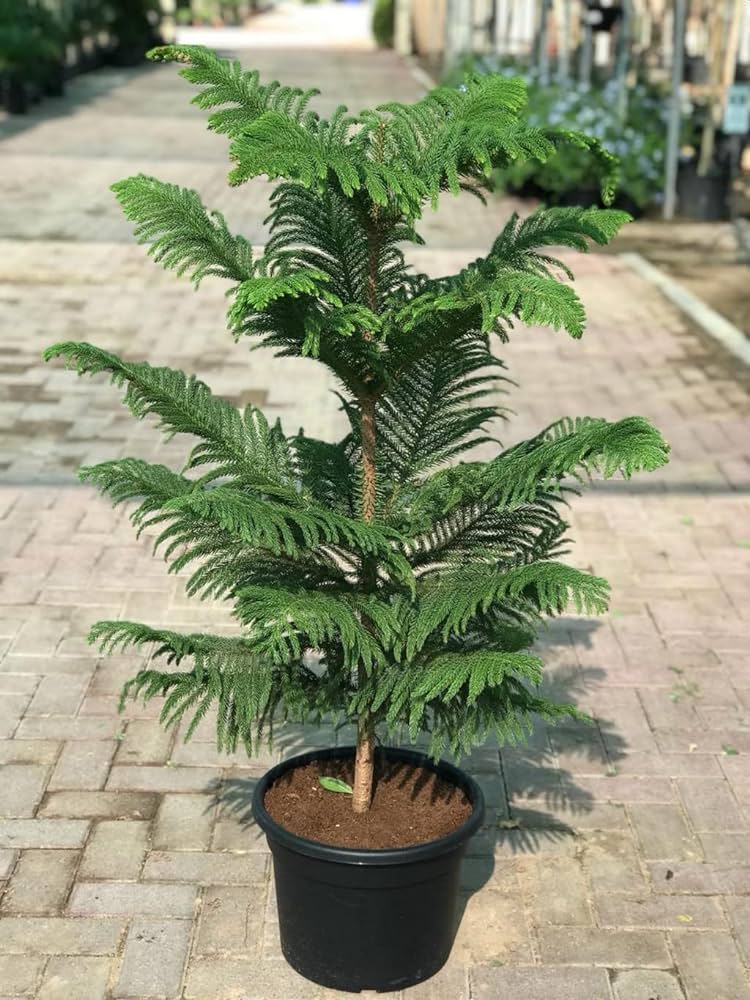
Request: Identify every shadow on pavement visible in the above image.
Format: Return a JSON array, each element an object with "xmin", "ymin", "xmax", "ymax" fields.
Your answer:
[{"xmin": 0, "ymin": 61, "xmax": 159, "ymax": 145}]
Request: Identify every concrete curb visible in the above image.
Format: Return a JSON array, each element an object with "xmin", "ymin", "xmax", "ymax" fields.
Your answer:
[{"xmin": 620, "ymin": 251, "xmax": 750, "ymax": 367}]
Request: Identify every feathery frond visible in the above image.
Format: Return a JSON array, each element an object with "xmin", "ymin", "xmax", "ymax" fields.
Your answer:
[{"xmin": 44, "ymin": 49, "xmax": 669, "ymax": 783}]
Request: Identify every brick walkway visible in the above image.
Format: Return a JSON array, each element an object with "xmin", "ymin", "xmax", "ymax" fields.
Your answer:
[{"xmin": 1, "ymin": 5, "xmax": 750, "ymax": 999}]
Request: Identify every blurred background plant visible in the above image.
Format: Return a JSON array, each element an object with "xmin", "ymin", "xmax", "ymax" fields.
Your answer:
[
  {"xmin": 0, "ymin": 0, "xmax": 69, "ymax": 112},
  {"xmin": 445, "ymin": 54, "xmax": 674, "ymax": 214},
  {"xmin": 372, "ymin": 0, "xmax": 394, "ymax": 48},
  {"xmin": 0, "ymin": 0, "xmax": 164, "ymax": 111}
]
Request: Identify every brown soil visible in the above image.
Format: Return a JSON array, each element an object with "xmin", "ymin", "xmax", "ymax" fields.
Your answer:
[{"xmin": 263, "ymin": 756, "xmax": 473, "ymax": 850}]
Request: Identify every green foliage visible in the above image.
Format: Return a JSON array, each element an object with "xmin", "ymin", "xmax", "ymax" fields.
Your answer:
[
  {"xmin": 372, "ymin": 0, "xmax": 395, "ymax": 49},
  {"xmin": 0, "ymin": 0, "xmax": 66, "ymax": 76},
  {"xmin": 45, "ymin": 48, "xmax": 669, "ymax": 765},
  {"xmin": 111, "ymin": 176, "xmax": 254, "ymax": 287}
]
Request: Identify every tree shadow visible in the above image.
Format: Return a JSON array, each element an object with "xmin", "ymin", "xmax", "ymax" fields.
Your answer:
[
  {"xmin": 451, "ymin": 617, "xmax": 629, "ymax": 934},
  {"xmin": 0, "ymin": 60, "xmax": 159, "ymax": 146}
]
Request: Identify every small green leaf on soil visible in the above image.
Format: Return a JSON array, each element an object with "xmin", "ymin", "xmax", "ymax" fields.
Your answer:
[
  {"xmin": 737, "ymin": 539, "xmax": 750, "ymax": 548},
  {"xmin": 680, "ymin": 516, "xmax": 694, "ymax": 526},
  {"xmin": 722, "ymin": 744, "xmax": 739, "ymax": 756},
  {"xmin": 318, "ymin": 776, "xmax": 353, "ymax": 794},
  {"xmin": 677, "ymin": 913, "xmax": 693, "ymax": 923}
]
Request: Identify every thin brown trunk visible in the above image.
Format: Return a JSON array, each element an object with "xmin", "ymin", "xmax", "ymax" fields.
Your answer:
[
  {"xmin": 352, "ymin": 716, "xmax": 376, "ymax": 812},
  {"xmin": 360, "ymin": 394, "xmax": 377, "ymax": 523},
  {"xmin": 351, "ymin": 193, "xmax": 382, "ymax": 814},
  {"xmin": 352, "ymin": 391, "xmax": 378, "ymax": 813}
]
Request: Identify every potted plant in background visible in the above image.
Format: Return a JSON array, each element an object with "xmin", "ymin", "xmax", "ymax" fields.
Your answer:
[
  {"xmin": 45, "ymin": 45, "xmax": 669, "ymax": 992},
  {"xmin": 0, "ymin": 0, "xmax": 68, "ymax": 113},
  {"xmin": 108, "ymin": 0, "xmax": 163, "ymax": 67}
]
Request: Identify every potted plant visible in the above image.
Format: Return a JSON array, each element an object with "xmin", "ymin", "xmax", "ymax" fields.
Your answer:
[
  {"xmin": 108, "ymin": 0, "xmax": 162, "ymax": 67},
  {"xmin": 44, "ymin": 45, "xmax": 669, "ymax": 992},
  {"xmin": 0, "ymin": 0, "xmax": 68, "ymax": 113}
]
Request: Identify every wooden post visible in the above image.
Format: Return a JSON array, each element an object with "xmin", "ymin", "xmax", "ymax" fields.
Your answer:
[
  {"xmin": 663, "ymin": 0, "xmax": 687, "ymax": 220},
  {"xmin": 394, "ymin": 0, "xmax": 412, "ymax": 56},
  {"xmin": 554, "ymin": 0, "xmax": 572, "ymax": 82},
  {"xmin": 614, "ymin": 0, "xmax": 632, "ymax": 122}
]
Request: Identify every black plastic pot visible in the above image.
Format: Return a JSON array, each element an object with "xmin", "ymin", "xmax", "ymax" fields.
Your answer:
[
  {"xmin": 252, "ymin": 745, "xmax": 485, "ymax": 992},
  {"xmin": 1, "ymin": 74, "xmax": 29, "ymax": 114},
  {"xmin": 677, "ymin": 161, "xmax": 730, "ymax": 221},
  {"xmin": 44, "ymin": 62, "xmax": 66, "ymax": 98}
]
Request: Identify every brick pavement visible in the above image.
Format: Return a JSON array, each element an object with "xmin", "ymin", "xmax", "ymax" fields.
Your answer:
[{"xmin": 1, "ymin": 4, "xmax": 750, "ymax": 998}]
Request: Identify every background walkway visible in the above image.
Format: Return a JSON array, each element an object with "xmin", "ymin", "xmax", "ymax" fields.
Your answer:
[{"xmin": 1, "ymin": 4, "xmax": 750, "ymax": 999}]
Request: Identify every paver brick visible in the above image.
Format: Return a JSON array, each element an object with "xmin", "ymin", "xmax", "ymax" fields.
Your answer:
[
  {"xmin": 153, "ymin": 793, "xmax": 215, "ymax": 851},
  {"xmin": 537, "ymin": 926, "xmax": 671, "ymax": 967},
  {"xmin": 648, "ymin": 862, "xmax": 750, "ymax": 894},
  {"xmin": 196, "ymin": 885, "xmax": 263, "ymax": 956},
  {"xmin": 142, "ymin": 850, "xmax": 268, "ymax": 885},
  {"xmin": 114, "ymin": 719, "xmax": 174, "ymax": 765},
  {"xmin": 184, "ymin": 958, "xmax": 322, "ymax": 999},
  {"xmin": 27, "ymin": 674, "xmax": 89, "ymax": 715},
  {"xmin": 594, "ymin": 892, "xmax": 726, "ymax": 929},
  {"xmin": 37, "ymin": 956, "xmax": 111, "ymax": 1000},
  {"xmin": 451, "ymin": 888, "xmax": 532, "ymax": 964},
  {"xmin": 15, "ymin": 716, "xmax": 120, "ymax": 740},
  {"xmin": 584, "ymin": 831, "xmax": 647, "ymax": 895},
  {"xmin": 39, "ymin": 791, "xmax": 158, "ymax": 819},
  {"xmin": 698, "ymin": 831, "xmax": 750, "ymax": 863},
  {"xmin": 211, "ymin": 817, "xmax": 267, "ymax": 853},
  {"xmin": 0, "ymin": 849, "xmax": 78, "ymax": 915},
  {"xmin": 0, "ymin": 739, "xmax": 59, "ymax": 766},
  {"xmin": 611, "ymin": 969, "xmax": 685, "ymax": 1000},
  {"xmin": 518, "ymin": 855, "xmax": 591, "ymax": 926},
  {"xmin": 628, "ymin": 803, "xmax": 701, "ymax": 861},
  {"xmin": 48, "ymin": 740, "xmax": 116, "ymax": 791},
  {"xmin": 0, "ymin": 819, "xmax": 89, "ymax": 849},
  {"xmin": 0, "ymin": 851, "xmax": 16, "ymax": 879},
  {"xmin": 726, "ymin": 896, "xmax": 750, "ymax": 966},
  {"xmin": 0, "ymin": 654, "xmax": 96, "ymax": 676},
  {"xmin": 0, "ymin": 954, "xmax": 45, "ymax": 994},
  {"xmin": 0, "ymin": 916, "xmax": 124, "ymax": 954},
  {"xmin": 471, "ymin": 966, "xmax": 612, "ymax": 1000},
  {"xmin": 115, "ymin": 918, "xmax": 191, "ymax": 998},
  {"xmin": 68, "ymin": 882, "xmax": 197, "ymax": 917},
  {"xmin": 677, "ymin": 777, "xmax": 747, "ymax": 831},
  {"xmin": 0, "ymin": 694, "xmax": 29, "ymax": 738},
  {"xmin": 0, "ymin": 764, "xmax": 48, "ymax": 817},
  {"xmin": 78, "ymin": 820, "xmax": 150, "ymax": 880},
  {"xmin": 670, "ymin": 930, "xmax": 750, "ymax": 1000},
  {"xmin": 106, "ymin": 765, "xmax": 218, "ymax": 793}
]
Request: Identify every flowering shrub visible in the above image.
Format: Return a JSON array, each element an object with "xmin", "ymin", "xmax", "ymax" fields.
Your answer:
[{"xmin": 449, "ymin": 57, "xmax": 671, "ymax": 213}]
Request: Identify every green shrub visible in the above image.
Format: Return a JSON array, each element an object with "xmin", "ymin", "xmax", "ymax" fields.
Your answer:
[
  {"xmin": 372, "ymin": 0, "xmax": 394, "ymax": 49},
  {"xmin": 44, "ymin": 45, "xmax": 668, "ymax": 812}
]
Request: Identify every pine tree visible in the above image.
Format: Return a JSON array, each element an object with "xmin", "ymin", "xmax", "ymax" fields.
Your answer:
[{"xmin": 45, "ymin": 45, "xmax": 668, "ymax": 813}]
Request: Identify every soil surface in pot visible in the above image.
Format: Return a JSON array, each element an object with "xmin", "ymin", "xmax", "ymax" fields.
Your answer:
[{"xmin": 264, "ymin": 756, "xmax": 473, "ymax": 849}]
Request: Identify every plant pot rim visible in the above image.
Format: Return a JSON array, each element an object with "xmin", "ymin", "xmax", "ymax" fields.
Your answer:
[{"xmin": 252, "ymin": 744, "xmax": 485, "ymax": 866}]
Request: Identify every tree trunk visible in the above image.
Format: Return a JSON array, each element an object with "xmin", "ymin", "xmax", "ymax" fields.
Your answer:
[
  {"xmin": 352, "ymin": 392, "xmax": 378, "ymax": 814},
  {"xmin": 352, "ymin": 715, "xmax": 376, "ymax": 813}
]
